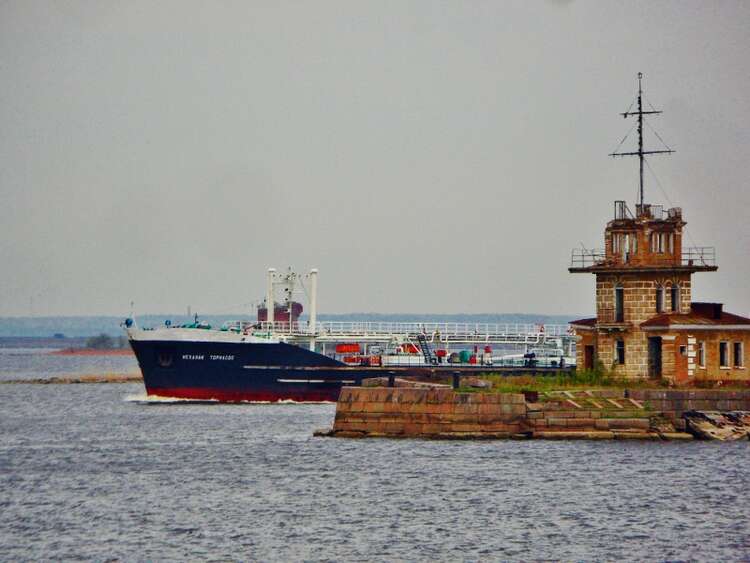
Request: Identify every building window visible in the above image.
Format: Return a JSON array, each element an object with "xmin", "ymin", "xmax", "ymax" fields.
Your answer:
[
  {"xmin": 679, "ymin": 345, "xmax": 687, "ymax": 356},
  {"xmin": 698, "ymin": 341, "xmax": 705, "ymax": 368},
  {"xmin": 615, "ymin": 286, "xmax": 624, "ymax": 323},
  {"xmin": 650, "ymin": 232, "xmax": 667, "ymax": 253},
  {"xmin": 623, "ymin": 234, "xmax": 630, "ymax": 261},
  {"xmin": 615, "ymin": 340, "xmax": 625, "ymax": 364},
  {"xmin": 719, "ymin": 342, "xmax": 729, "ymax": 368},
  {"xmin": 734, "ymin": 342, "xmax": 744, "ymax": 368},
  {"xmin": 668, "ymin": 233, "xmax": 674, "ymax": 254},
  {"xmin": 670, "ymin": 284, "xmax": 680, "ymax": 313},
  {"xmin": 656, "ymin": 286, "xmax": 664, "ymax": 313}
]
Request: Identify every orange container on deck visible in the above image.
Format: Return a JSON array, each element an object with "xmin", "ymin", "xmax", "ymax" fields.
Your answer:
[{"xmin": 336, "ymin": 343, "xmax": 361, "ymax": 354}]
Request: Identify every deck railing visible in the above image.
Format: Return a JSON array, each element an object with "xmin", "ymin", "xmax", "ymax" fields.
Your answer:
[{"xmin": 250, "ymin": 321, "xmax": 572, "ymax": 339}]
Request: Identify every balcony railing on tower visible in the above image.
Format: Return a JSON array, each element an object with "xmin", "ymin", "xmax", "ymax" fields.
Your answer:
[
  {"xmin": 613, "ymin": 200, "xmax": 683, "ymax": 221},
  {"xmin": 682, "ymin": 246, "xmax": 716, "ymax": 267},
  {"xmin": 570, "ymin": 247, "xmax": 716, "ymax": 268},
  {"xmin": 570, "ymin": 248, "xmax": 606, "ymax": 268}
]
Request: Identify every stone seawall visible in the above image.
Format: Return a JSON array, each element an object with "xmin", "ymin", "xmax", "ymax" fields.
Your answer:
[
  {"xmin": 629, "ymin": 389, "xmax": 750, "ymax": 423},
  {"xmin": 330, "ymin": 387, "xmax": 528, "ymax": 439},
  {"xmin": 319, "ymin": 387, "xmax": 750, "ymax": 440}
]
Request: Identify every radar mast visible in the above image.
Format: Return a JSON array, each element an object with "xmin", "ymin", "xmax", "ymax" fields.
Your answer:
[{"xmin": 609, "ymin": 72, "xmax": 674, "ymax": 209}]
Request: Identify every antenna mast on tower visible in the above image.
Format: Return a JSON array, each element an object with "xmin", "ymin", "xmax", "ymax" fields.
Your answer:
[{"xmin": 609, "ymin": 72, "xmax": 674, "ymax": 208}]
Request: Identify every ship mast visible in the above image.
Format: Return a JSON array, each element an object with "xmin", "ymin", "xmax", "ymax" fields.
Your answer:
[{"xmin": 609, "ymin": 72, "xmax": 674, "ymax": 209}]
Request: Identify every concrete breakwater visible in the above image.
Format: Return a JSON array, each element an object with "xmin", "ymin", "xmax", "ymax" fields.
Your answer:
[{"xmin": 316, "ymin": 387, "xmax": 750, "ymax": 440}]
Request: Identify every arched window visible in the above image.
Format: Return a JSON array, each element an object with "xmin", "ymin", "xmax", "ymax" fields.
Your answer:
[
  {"xmin": 655, "ymin": 285, "xmax": 664, "ymax": 313},
  {"xmin": 670, "ymin": 284, "xmax": 680, "ymax": 312}
]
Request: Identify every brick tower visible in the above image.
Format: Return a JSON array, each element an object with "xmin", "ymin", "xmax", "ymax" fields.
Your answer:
[
  {"xmin": 569, "ymin": 74, "xmax": 749, "ymax": 383},
  {"xmin": 570, "ymin": 201, "xmax": 716, "ymax": 378}
]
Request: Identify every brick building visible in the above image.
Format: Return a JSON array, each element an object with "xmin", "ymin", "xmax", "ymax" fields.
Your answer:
[{"xmin": 569, "ymin": 201, "xmax": 750, "ymax": 384}]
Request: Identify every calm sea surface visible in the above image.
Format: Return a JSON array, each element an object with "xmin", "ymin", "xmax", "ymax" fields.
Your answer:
[{"xmin": 1, "ymin": 381, "xmax": 749, "ymax": 561}]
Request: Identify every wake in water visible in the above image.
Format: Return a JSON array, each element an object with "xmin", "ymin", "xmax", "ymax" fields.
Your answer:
[{"xmin": 124, "ymin": 393, "xmax": 219, "ymax": 404}]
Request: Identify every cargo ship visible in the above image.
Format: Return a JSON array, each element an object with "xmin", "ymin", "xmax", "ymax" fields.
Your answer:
[{"xmin": 125, "ymin": 268, "xmax": 575, "ymax": 402}]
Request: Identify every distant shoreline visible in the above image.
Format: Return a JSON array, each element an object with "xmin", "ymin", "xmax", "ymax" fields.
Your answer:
[
  {"xmin": 1, "ymin": 374, "xmax": 142, "ymax": 385},
  {"xmin": 48, "ymin": 348, "xmax": 133, "ymax": 356}
]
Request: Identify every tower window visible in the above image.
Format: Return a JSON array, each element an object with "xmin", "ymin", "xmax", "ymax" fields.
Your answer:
[
  {"xmin": 615, "ymin": 340, "xmax": 625, "ymax": 364},
  {"xmin": 671, "ymin": 285, "xmax": 680, "ymax": 312},
  {"xmin": 650, "ymin": 232, "xmax": 667, "ymax": 253},
  {"xmin": 612, "ymin": 233, "xmax": 636, "ymax": 258},
  {"xmin": 655, "ymin": 286, "xmax": 664, "ymax": 313},
  {"xmin": 698, "ymin": 341, "xmax": 705, "ymax": 368},
  {"xmin": 615, "ymin": 286, "xmax": 624, "ymax": 322},
  {"xmin": 623, "ymin": 234, "xmax": 630, "ymax": 261}
]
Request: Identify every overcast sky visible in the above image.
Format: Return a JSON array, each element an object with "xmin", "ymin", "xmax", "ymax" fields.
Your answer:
[{"xmin": 1, "ymin": 0, "xmax": 749, "ymax": 317}]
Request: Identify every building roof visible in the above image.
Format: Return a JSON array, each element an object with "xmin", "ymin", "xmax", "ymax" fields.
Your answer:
[
  {"xmin": 569, "ymin": 317, "xmax": 597, "ymax": 328},
  {"xmin": 640, "ymin": 302, "xmax": 750, "ymax": 330}
]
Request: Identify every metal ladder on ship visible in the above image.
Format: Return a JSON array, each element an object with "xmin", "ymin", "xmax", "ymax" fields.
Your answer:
[{"xmin": 416, "ymin": 333, "xmax": 437, "ymax": 365}]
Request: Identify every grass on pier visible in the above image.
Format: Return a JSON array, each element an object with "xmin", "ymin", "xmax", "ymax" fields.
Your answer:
[
  {"xmin": 460, "ymin": 370, "xmax": 625, "ymax": 394},
  {"xmin": 460, "ymin": 369, "xmax": 749, "ymax": 394}
]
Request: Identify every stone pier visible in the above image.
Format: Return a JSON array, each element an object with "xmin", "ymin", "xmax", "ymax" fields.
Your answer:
[{"xmin": 316, "ymin": 387, "xmax": 750, "ymax": 440}]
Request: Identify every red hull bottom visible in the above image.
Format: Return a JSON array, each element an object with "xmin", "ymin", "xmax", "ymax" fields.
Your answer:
[{"xmin": 146, "ymin": 386, "xmax": 339, "ymax": 403}]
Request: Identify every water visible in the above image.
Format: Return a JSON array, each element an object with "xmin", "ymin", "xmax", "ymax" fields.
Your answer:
[
  {"xmin": 0, "ymin": 345, "xmax": 138, "ymax": 381},
  {"xmin": 1, "ymin": 383, "xmax": 748, "ymax": 560}
]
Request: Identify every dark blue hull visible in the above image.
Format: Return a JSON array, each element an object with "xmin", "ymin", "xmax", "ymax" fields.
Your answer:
[{"xmin": 129, "ymin": 339, "xmax": 504, "ymax": 402}]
